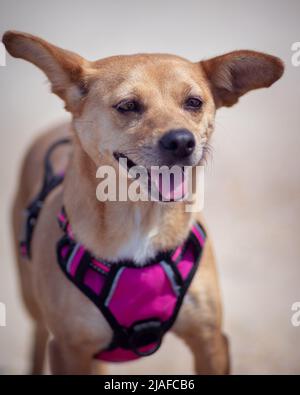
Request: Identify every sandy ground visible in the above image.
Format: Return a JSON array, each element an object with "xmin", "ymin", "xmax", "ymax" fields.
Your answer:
[{"xmin": 0, "ymin": 0, "xmax": 300, "ymax": 375}]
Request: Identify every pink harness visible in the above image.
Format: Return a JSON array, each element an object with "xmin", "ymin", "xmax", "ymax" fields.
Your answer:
[
  {"xmin": 57, "ymin": 209, "xmax": 206, "ymax": 362},
  {"xmin": 20, "ymin": 139, "xmax": 206, "ymax": 363}
]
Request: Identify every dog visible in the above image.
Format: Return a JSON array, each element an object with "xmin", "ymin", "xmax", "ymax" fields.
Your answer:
[{"xmin": 3, "ymin": 30, "xmax": 284, "ymax": 374}]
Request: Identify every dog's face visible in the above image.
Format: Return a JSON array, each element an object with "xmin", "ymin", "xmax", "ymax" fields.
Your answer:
[
  {"xmin": 75, "ymin": 54, "xmax": 215, "ymax": 171},
  {"xmin": 3, "ymin": 31, "xmax": 284, "ymax": 184}
]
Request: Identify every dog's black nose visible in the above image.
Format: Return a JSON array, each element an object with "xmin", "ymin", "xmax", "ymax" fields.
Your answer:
[{"xmin": 159, "ymin": 129, "xmax": 195, "ymax": 158}]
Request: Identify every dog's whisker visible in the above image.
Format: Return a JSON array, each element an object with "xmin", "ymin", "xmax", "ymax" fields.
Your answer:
[{"xmin": 200, "ymin": 142, "xmax": 214, "ymax": 168}]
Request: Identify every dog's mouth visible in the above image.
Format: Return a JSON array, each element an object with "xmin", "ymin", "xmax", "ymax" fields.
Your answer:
[{"xmin": 113, "ymin": 152, "xmax": 189, "ymax": 202}]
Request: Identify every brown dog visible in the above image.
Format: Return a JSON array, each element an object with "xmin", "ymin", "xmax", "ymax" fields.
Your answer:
[{"xmin": 3, "ymin": 31, "xmax": 283, "ymax": 375}]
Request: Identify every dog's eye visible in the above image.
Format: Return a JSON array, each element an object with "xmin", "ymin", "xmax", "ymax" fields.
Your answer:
[
  {"xmin": 185, "ymin": 97, "xmax": 203, "ymax": 110},
  {"xmin": 115, "ymin": 100, "xmax": 141, "ymax": 113}
]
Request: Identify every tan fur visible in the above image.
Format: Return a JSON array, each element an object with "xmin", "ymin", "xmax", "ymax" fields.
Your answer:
[{"xmin": 4, "ymin": 31, "xmax": 284, "ymax": 375}]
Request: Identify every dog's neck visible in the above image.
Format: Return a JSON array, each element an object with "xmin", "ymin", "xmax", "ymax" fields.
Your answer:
[{"xmin": 63, "ymin": 137, "xmax": 194, "ymax": 264}]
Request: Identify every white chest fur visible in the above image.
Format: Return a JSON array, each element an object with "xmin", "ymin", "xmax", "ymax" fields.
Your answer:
[{"xmin": 113, "ymin": 207, "xmax": 160, "ymax": 265}]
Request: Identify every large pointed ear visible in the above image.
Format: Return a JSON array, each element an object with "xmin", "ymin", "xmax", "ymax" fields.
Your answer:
[
  {"xmin": 200, "ymin": 50, "xmax": 284, "ymax": 108},
  {"xmin": 2, "ymin": 30, "xmax": 94, "ymax": 112}
]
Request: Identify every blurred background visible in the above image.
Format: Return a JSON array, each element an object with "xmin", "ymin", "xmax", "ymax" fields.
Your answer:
[{"xmin": 0, "ymin": 0, "xmax": 300, "ymax": 374}]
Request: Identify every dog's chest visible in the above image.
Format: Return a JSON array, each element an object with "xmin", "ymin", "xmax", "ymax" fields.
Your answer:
[{"xmin": 114, "ymin": 208, "xmax": 159, "ymax": 264}]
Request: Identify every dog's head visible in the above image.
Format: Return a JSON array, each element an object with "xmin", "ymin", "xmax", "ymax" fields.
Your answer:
[{"xmin": 3, "ymin": 31, "xmax": 284, "ymax": 199}]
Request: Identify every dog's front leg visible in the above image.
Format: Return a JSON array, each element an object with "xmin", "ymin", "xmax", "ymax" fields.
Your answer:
[
  {"xmin": 172, "ymin": 239, "xmax": 230, "ymax": 375},
  {"xmin": 174, "ymin": 321, "xmax": 230, "ymax": 375},
  {"xmin": 48, "ymin": 338, "xmax": 96, "ymax": 375}
]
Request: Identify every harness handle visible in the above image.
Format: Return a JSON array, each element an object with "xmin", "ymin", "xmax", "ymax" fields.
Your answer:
[
  {"xmin": 20, "ymin": 138, "xmax": 71, "ymax": 259},
  {"xmin": 42, "ymin": 138, "xmax": 71, "ymax": 195}
]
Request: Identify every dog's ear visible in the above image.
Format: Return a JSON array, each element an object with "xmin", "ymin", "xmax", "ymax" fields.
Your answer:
[
  {"xmin": 2, "ymin": 30, "xmax": 94, "ymax": 112},
  {"xmin": 200, "ymin": 50, "xmax": 284, "ymax": 108}
]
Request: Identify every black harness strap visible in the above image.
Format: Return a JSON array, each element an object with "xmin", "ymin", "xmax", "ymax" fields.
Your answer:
[{"xmin": 20, "ymin": 138, "xmax": 71, "ymax": 259}]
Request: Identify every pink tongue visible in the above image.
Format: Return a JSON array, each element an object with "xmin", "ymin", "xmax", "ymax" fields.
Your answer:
[{"xmin": 151, "ymin": 169, "xmax": 188, "ymax": 201}]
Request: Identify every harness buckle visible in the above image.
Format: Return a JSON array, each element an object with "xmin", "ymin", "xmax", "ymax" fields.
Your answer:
[{"xmin": 128, "ymin": 320, "xmax": 163, "ymax": 357}]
